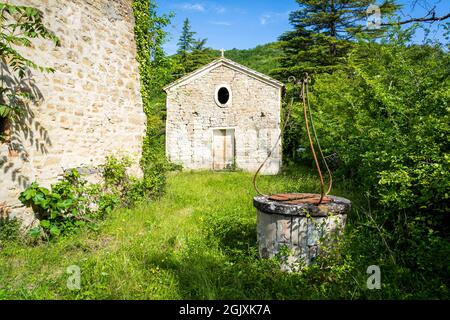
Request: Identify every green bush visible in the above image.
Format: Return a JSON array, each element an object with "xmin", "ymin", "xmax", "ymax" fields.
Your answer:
[
  {"xmin": 101, "ymin": 155, "xmax": 132, "ymax": 191},
  {"xmin": 19, "ymin": 169, "xmax": 104, "ymax": 239},
  {"xmin": 287, "ymin": 26, "xmax": 449, "ymax": 222},
  {"xmin": 18, "ymin": 155, "xmax": 162, "ymax": 240},
  {"xmin": 102, "ymin": 155, "xmax": 164, "ymax": 206},
  {"xmin": 280, "ymin": 26, "xmax": 450, "ymax": 291}
]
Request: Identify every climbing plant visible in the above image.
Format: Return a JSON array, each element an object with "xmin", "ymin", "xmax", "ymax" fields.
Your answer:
[{"xmin": 132, "ymin": 0, "xmax": 174, "ymax": 194}]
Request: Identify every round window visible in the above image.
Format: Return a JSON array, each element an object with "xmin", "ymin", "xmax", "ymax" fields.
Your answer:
[
  {"xmin": 217, "ymin": 87, "xmax": 230, "ymax": 105},
  {"xmin": 215, "ymin": 85, "xmax": 231, "ymax": 107}
]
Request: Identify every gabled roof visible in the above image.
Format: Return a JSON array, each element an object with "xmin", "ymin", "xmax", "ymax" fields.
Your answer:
[{"xmin": 163, "ymin": 57, "xmax": 284, "ymax": 92}]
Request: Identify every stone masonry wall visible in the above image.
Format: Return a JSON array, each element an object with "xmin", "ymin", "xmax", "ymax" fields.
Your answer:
[
  {"xmin": 165, "ymin": 63, "xmax": 282, "ymax": 174},
  {"xmin": 0, "ymin": 0, "xmax": 146, "ymax": 226}
]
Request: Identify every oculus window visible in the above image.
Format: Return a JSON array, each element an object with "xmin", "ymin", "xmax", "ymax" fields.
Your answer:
[{"xmin": 215, "ymin": 85, "xmax": 232, "ymax": 107}]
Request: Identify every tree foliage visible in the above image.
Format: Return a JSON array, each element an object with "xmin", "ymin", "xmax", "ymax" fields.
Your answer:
[
  {"xmin": 290, "ymin": 25, "xmax": 450, "ymax": 231},
  {"xmin": 132, "ymin": 0, "xmax": 176, "ymax": 194},
  {"xmin": 225, "ymin": 43, "xmax": 283, "ymax": 75},
  {"xmin": 274, "ymin": 17, "xmax": 450, "ymax": 289},
  {"xmin": 175, "ymin": 18, "xmax": 215, "ymax": 73},
  {"xmin": 0, "ymin": 3, "xmax": 59, "ymax": 140},
  {"xmin": 177, "ymin": 18, "xmax": 196, "ymax": 55},
  {"xmin": 273, "ymin": 0, "xmax": 399, "ymax": 80}
]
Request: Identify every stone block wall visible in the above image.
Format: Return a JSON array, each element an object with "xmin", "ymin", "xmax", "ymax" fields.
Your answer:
[
  {"xmin": 0, "ymin": 0, "xmax": 146, "ymax": 226},
  {"xmin": 254, "ymin": 195, "xmax": 351, "ymax": 271},
  {"xmin": 165, "ymin": 63, "xmax": 282, "ymax": 174}
]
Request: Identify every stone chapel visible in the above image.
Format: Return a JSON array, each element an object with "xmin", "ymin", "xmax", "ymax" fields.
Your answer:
[{"xmin": 164, "ymin": 56, "xmax": 284, "ymax": 174}]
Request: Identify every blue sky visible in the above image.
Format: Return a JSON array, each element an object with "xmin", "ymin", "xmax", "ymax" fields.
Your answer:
[{"xmin": 157, "ymin": 0, "xmax": 450, "ymax": 55}]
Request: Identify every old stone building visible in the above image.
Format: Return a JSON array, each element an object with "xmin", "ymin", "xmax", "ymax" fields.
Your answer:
[
  {"xmin": 0, "ymin": 0, "xmax": 146, "ymax": 226},
  {"xmin": 164, "ymin": 57, "xmax": 284, "ymax": 174}
]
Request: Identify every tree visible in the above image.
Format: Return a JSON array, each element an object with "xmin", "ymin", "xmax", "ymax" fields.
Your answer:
[
  {"xmin": 177, "ymin": 18, "xmax": 196, "ymax": 55},
  {"xmin": 193, "ymin": 38, "xmax": 207, "ymax": 51},
  {"xmin": 176, "ymin": 18, "xmax": 196, "ymax": 72},
  {"xmin": 176, "ymin": 19, "xmax": 214, "ymax": 73},
  {"xmin": 297, "ymin": 24, "xmax": 450, "ymax": 217},
  {"xmin": 0, "ymin": 3, "xmax": 59, "ymax": 141},
  {"xmin": 225, "ymin": 43, "xmax": 283, "ymax": 75},
  {"xmin": 145, "ymin": 1, "xmax": 173, "ymax": 105},
  {"xmin": 272, "ymin": 0, "xmax": 399, "ymax": 80},
  {"xmin": 183, "ymin": 38, "xmax": 216, "ymax": 73}
]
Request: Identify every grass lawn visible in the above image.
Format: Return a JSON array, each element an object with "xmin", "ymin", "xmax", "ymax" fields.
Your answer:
[{"xmin": 0, "ymin": 170, "xmax": 444, "ymax": 299}]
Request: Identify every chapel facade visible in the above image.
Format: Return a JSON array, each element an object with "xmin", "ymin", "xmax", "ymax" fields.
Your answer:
[{"xmin": 164, "ymin": 57, "xmax": 284, "ymax": 174}]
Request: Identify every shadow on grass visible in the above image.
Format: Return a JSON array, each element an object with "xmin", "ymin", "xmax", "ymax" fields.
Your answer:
[
  {"xmin": 140, "ymin": 216, "xmax": 314, "ymax": 300},
  {"xmin": 204, "ymin": 214, "xmax": 257, "ymax": 257},
  {"xmin": 142, "ymin": 247, "xmax": 308, "ymax": 300}
]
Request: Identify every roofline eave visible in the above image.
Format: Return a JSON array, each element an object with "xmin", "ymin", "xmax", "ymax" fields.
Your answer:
[{"xmin": 163, "ymin": 58, "xmax": 284, "ymax": 92}]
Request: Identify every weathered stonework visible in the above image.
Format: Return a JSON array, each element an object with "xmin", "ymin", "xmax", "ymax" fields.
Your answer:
[
  {"xmin": 164, "ymin": 58, "xmax": 284, "ymax": 175},
  {"xmin": 254, "ymin": 195, "xmax": 351, "ymax": 271},
  {"xmin": 0, "ymin": 0, "xmax": 146, "ymax": 226}
]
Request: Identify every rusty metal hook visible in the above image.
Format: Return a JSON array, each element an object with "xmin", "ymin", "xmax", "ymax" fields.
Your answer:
[
  {"xmin": 301, "ymin": 74, "xmax": 325, "ymax": 205},
  {"xmin": 305, "ymin": 79, "xmax": 333, "ymax": 196},
  {"xmin": 252, "ymin": 78, "xmax": 296, "ymax": 196},
  {"xmin": 253, "ymin": 74, "xmax": 332, "ymax": 205}
]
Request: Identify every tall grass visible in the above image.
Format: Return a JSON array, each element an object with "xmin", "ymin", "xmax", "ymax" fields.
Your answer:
[{"xmin": 0, "ymin": 170, "xmax": 447, "ymax": 299}]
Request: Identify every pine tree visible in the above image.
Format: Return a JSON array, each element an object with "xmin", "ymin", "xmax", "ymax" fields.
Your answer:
[
  {"xmin": 177, "ymin": 18, "xmax": 196, "ymax": 55},
  {"xmin": 177, "ymin": 18, "xmax": 198, "ymax": 72},
  {"xmin": 193, "ymin": 38, "xmax": 207, "ymax": 51},
  {"xmin": 184, "ymin": 38, "xmax": 215, "ymax": 72},
  {"xmin": 272, "ymin": 0, "xmax": 399, "ymax": 80},
  {"xmin": 176, "ymin": 20, "xmax": 215, "ymax": 73}
]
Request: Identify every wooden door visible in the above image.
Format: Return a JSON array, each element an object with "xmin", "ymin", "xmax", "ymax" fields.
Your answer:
[{"xmin": 213, "ymin": 129, "xmax": 235, "ymax": 170}]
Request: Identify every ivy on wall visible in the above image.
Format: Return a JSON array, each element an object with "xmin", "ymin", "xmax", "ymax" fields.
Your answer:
[{"xmin": 132, "ymin": 0, "xmax": 172, "ymax": 194}]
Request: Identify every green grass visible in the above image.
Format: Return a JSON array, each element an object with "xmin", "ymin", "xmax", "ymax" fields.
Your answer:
[{"xmin": 0, "ymin": 170, "xmax": 447, "ymax": 299}]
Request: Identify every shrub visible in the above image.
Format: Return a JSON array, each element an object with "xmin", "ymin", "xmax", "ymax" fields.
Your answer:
[
  {"xmin": 18, "ymin": 155, "xmax": 160, "ymax": 240},
  {"xmin": 287, "ymin": 26, "xmax": 450, "ymax": 225},
  {"xmin": 280, "ymin": 26, "xmax": 450, "ymax": 292},
  {"xmin": 132, "ymin": 0, "xmax": 171, "ymax": 200},
  {"xmin": 19, "ymin": 169, "xmax": 102, "ymax": 239},
  {"xmin": 101, "ymin": 155, "xmax": 163, "ymax": 206},
  {"xmin": 101, "ymin": 155, "xmax": 132, "ymax": 191}
]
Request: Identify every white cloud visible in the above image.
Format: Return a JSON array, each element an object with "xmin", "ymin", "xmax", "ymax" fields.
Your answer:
[
  {"xmin": 174, "ymin": 2, "xmax": 226, "ymax": 14},
  {"xmin": 259, "ymin": 11, "xmax": 290, "ymax": 25},
  {"xmin": 176, "ymin": 3, "xmax": 205, "ymax": 12},
  {"xmin": 209, "ymin": 21, "xmax": 232, "ymax": 26},
  {"xmin": 212, "ymin": 5, "xmax": 226, "ymax": 14}
]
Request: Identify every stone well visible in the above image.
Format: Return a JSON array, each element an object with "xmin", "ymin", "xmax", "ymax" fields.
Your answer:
[{"xmin": 254, "ymin": 194, "xmax": 351, "ymax": 271}]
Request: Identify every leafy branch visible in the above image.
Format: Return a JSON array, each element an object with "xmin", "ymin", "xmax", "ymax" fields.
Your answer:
[{"xmin": 0, "ymin": 3, "xmax": 59, "ymax": 120}]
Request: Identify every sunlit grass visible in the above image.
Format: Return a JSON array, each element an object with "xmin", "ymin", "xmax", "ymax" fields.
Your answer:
[{"xmin": 1, "ymin": 170, "xmax": 445, "ymax": 299}]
